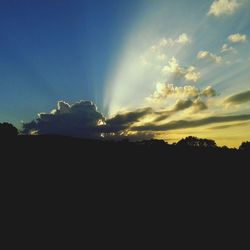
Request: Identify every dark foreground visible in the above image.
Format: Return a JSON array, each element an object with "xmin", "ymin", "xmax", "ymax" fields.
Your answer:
[
  {"xmin": 1, "ymin": 135, "xmax": 249, "ymax": 245},
  {"xmin": 2, "ymin": 135, "xmax": 249, "ymax": 187},
  {"xmin": 2, "ymin": 134, "xmax": 248, "ymax": 164}
]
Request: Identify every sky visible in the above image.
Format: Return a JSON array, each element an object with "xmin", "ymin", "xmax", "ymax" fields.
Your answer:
[{"xmin": 1, "ymin": 0, "xmax": 250, "ymax": 147}]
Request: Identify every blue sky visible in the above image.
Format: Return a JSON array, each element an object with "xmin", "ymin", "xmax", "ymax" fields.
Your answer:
[
  {"xmin": 1, "ymin": 0, "xmax": 250, "ymax": 146},
  {"xmin": 0, "ymin": 0, "xmax": 144, "ymax": 123}
]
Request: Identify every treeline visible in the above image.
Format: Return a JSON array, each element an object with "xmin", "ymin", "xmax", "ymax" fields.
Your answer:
[{"xmin": 0, "ymin": 122, "xmax": 249, "ymax": 151}]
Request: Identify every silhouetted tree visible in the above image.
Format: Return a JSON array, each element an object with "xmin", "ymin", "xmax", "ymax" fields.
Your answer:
[
  {"xmin": 176, "ymin": 136, "xmax": 217, "ymax": 148},
  {"xmin": 239, "ymin": 141, "xmax": 250, "ymax": 151},
  {"xmin": 141, "ymin": 139, "xmax": 167, "ymax": 147},
  {"xmin": 0, "ymin": 122, "xmax": 18, "ymax": 138}
]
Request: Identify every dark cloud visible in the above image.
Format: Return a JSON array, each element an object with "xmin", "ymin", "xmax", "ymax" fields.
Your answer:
[
  {"xmin": 103, "ymin": 99, "xmax": 202, "ymax": 134},
  {"xmin": 172, "ymin": 99, "xmax": 193, "ymax": 112},
  {"xmin": 208, "ymin": 121, "xmax": 250, "ymax": 130},
  {"xmin": 201, "ymin": 86, "xmax": 217, "ymax": 97},
  {"xmin": 22, "ymin": 101, "xmax": 104, "ymax": 139},
  {"xmin": 153, "ymin": 114, "xmax": 169, "ymax": 123},
  {"xmin": 104, "ymin": 107, "xmax": 153, "ymax": 133},
  {"xmin": 225, "ymin": 89, "xmax": 250, "ymax": 105},
  {"xmin": 192, "ymin": 99, "xmax": 208, "ymax": 112},
  {"xmin": 153, "ymin": 98, "xmax": 207, "ymax": 122},
  {"xmin": 22, "ymin": 102, "xmax": 154, "ymax": 140},
  {"xmin": 132, "ymin": 114, "xmax": 250, "ymax": 132},
  {"xmin": 23, "ymin": 99, "xmax": 249, "ymax": 141},
  {"xmin": 172, "ymin": 98, "xmax": 207, "ymax": 113}
]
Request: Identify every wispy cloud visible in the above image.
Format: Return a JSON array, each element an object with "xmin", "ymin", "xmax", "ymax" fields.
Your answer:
[
  {"xmin": 221, "ymin": 43, "xmax": 235, "ymax": 53},
  {"xmin": 104, "ymin": 107, "xmax": 153, "ymax": 133},
  {"xmin": 224, "ymin": 89, "xmax": 250, "ymax": 105},
  {"xmin": 133, "ymin": 114, "xmax": 250, "ymax": 132},
  {"xmin": 208, "ymin": 0, "xmax": 241, "ymax": 17},
  {"xmin": 153, "ymin": 33, "xmax": 191, "ymax": 50},
  {"xmin": 171, "ymin": 98, "xmax": 207, "ymax": 113},
  {"xmin": 197, "ymin": 50, "xmax": 223, "ymax": 64},
  {"xmin": 209, "ymin": 121, "xmax": 250, "ymax": 130}
]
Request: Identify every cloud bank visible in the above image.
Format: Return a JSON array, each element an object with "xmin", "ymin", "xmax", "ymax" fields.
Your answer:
[
  {"xmin": 132, "ymin": 114, "xmax": 250, "ymax": 132},
  {"xmin": 22, "ymin": 98, "xmax": 250, "ymax": 146},
  {"xmin": 22, "ymin": 101, "xmax": 105, "ymax": 139}
]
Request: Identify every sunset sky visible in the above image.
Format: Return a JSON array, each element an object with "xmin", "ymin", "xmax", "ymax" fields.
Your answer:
[{"xmin": 1, "ymin": 0, "xmax": 250, "ymax": 147}]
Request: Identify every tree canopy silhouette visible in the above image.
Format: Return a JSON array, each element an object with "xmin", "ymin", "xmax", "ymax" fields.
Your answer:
[
  {"xmin": 0, "ymin": 122, "xmax": 18, "ymax": 138},
  {"xmin": 176, "ymin": 136, "xmax": 217, "ymax": 148},
  {"xmin": 239, "ymin": 141, "xmax": 250, "ymax": 151}
]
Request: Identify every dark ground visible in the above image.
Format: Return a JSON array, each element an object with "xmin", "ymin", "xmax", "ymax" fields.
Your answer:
[{"xmin": 1, "ymin": 135, "xmax": 249, "ymax": 245}]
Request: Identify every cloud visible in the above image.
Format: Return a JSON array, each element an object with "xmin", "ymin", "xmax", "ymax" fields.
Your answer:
[
  {"xmin": 201, "ymin": 86, "xmax": 217, "ymax": 97},
  {"xmin": 172, "ymin": 99, "xmax": 193, "ymax": 112},
  {"xmin": 209, "ymin": 121, "xmax": 250, "ymax": 130},
  {"xmin": 176, "ymin": 33, "xmax": 190, "ymax": 45},
  {"xmin": 197, "ymin": 51, "xmax": 223, "ymax": 63},
  {"xmin": 208, "ymin": 0, "xmax": 241, "ymax": 17},
  {"xmin": 149, "ymin": 98, "xmax": 208, "ymax": 123},
  {"xmin": 22, "ymin": 101, "xmax": 105, "ymax": 138},
  {"xmin": 221, "ymin": 43, "xmax": 235, "ymax": 53},
  {"xmin": 228, "ymin": 33, "xmax": 247, "ymax": 43},
  {"xmin": 152, "ymin": 33, "xmax": 191, "ymax": 51},
  {"xmin": 192, "ymin": 99, "xmax": 208, "ymax": 112},
  {"xmin": 224, "ymin": 89, "xmax": 250, "ymax": 105},
  {"xmin": 147, "ymin": 83, "xmax": 199, "ymax": 104},
  {"xmin": 172, "ymin": 98, "xmax": 207, "ymax": 113},
  {"xmin": 162, "ymin": 57, "xmax": 200, "ymax": 82},
  {"xmin": 184, "ymin": 66, "xmax": 201, "ymax": 82},
  {"xmin": 104, "ymin": 107, "xmax": 153, "ymax": 133},
  {"xmin": 22, "ymin": 101, "xmax": 157, "ymax": 141},
  {"xmin": 132, "ymin": 114, "xmax": 250, "ymax": 132},
  {"xmin": 147, "ymin": 83, "xmax": 216, "ymax": 104},
  {"xmin": 105, "ymin": 98, "xmax": 210, "ymax": 134}
]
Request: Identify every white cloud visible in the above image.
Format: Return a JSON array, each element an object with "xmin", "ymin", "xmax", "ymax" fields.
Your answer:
[
  {"xmin": 228, "ymin": 33, "xmax": 247, "ymax": 43},
  {"xmin": 162, "ymin": 57, "xmax": 201, "ymax": 82},
  {"xmin": 162, "ymin": 57, "xmax": 181, "ymax": 74},
  {"xmin": 147, "ymin": 83, "xmax": 216, "ymax": 104},
  {"xmin": 221, "ymin": 43, "xmax": 235, "ymax": 53},
  {"xmin": 153, "ymin": 33, "xmax": 191, "ymax": 51},
  {"xmin": 176, "ymin": 33, "xmax": 190, "ymax": 45},
  {"xmin": 197, "ymin": 51, "xmax": 223, "ymax": 64},
  {"xmin": 185, "ymin": 66, "xmax": 201, "ymax": 82},
  {"xmin": 208, "ymin": 0, "xmax": 241, "ymax": 17}
]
